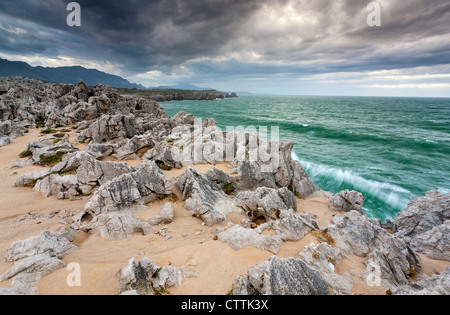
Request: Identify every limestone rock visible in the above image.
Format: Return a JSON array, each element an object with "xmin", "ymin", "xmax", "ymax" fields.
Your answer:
[
  {"xmin": 233, "ymin": 256, "xmax": 330, "ymax": 295},
  {"xmin": 327, "ymin": 211, "xmax": 422, "ymax": 289},
  {"xmin": 176, "ymin": 167, "xmax": 242, "ymax": 226},
  {"xmin": 394, "ymin": 191, "xmax": 450, "ymax": 261},
  {"xmin": 329, "ymin": 190, "xmax": 365, "ymax": 213},
  {"xmin": 297, "ymin": 243, "xmax": 354, "ymax": 295},
  {"xmin": 263, "ymin": 210, "xmax": 318, "ymax": 242},
  {"xmin": 0, "ymin": 231, "xmax": 78, "ymax": 295},
  {"xmin": 81, "ymin": 212, "xmax": 152, "ymax": 241},
  {"xmin": 218, "ymin": 224, "xmax": 283, "ymax": 254},
  {"xmin": 393, "ymin": 267, "xmax": 450, "ymax": 295},
  {"xmin": 76, "ymin": 158, "xmax": 136, "ymax": 187},
  {"xmin": 148, "ymin": 203, "xmax": 174, "ymax": 226},
  {"xmin": 79, "ymin": 161, "xmax": 172, "ymax": 221},
  {"xmin": 116, "ymin": 257, "xmax": 196, "ymax": 295},
  {"xmin": 34, "ymin": 174, "xmax": 78, "ymax": 199},
  {"xmin": 235, "ymin": 187, "xmax": 297, "ymax": 221}
]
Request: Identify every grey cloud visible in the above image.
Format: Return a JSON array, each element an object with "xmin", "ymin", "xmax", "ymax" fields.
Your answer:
[{"xmin": 0, "ymin": 0, "xmax": 449, "ymax": 85}]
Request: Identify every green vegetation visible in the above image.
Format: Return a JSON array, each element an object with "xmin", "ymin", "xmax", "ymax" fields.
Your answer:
[
  {"xmin": 41, "ymin": 128, "xmax": 57, "ymax": 134},
  {"xmin": 19, "ymin": 150, "xmax": 32, "ymax": 159},
  {"xmin": 39, "ymin": 152, "xmax": 64, "ymax": 166},
  {"xmin": 223, "ymin": 183, "xmax": 235, "ymax": 195},
  {"xmin": 53, "ymin": 139, "xmax": 62, "ymax": 144},
  {"xmin": 53, "ymin": 133, "xmax": 65, "ymax": 138},
  {"xmin": 156, "ymin": 162, "xmax": 173, "ymax": 171}
]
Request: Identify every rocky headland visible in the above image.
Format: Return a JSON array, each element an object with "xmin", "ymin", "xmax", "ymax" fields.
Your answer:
[{"xmin": 0, "ymin": 76, "xmax": 448, "ymax": 295}]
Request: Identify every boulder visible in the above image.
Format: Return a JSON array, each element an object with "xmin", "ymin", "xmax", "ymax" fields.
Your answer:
[
  {"xmin": 393, "ymin": 267, "xmax": 450, "ymax": 295},
  {"xmin": 394, "ymin": 191, "xmax": 450, "ymax": 261},
  {"xmin": 148, "ymin": 203, "xmax": 174, "ymax": 226},
  {"xmin": 235, "ymin": 187, "xmax": 297, "ymax": 221},
  {"xmin": 80, "ymin": 161, "xmax": 172, "ymax": 219},
  {"xmin": 81, "ymin": 212, "xmax": 152, "ymax": 241},
  {"xmin": 218, "ymin": 224, "xmax": 283, "ymax": 254},
  {"xmin": 116, "ymin": 258, "xmax": 196, "ymax": 295},
  {"xmin": 0, "ymin": 231, "xmax": 78, "ymax": 295},
  {"xmin": 233, "ymin": 256, "xmax": 330, "ymax": 295},
  {"xmin": 327, "ymin": 211, "xmax": 422, "ymax": 289},
  {"xmin": 297, "ymin": 243, "xmax": 354, "ymax": 295},
  {"xmin": 329, "ymin": 190, "xmax": 365, "ymax": 213},
  {"xmin": 176, "ymin": 167, "xmax": 242, "ymax": 226}
]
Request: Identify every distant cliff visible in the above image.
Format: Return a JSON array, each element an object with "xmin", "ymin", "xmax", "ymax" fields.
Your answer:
[{"xmin": 117, "ymin": 88, "xmax": 238, "ymax": 102}]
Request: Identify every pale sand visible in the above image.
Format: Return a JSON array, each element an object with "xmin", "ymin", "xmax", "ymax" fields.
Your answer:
[{"xmin": 1, "ymin": 130, "xmax": 448, "ymax": 295}]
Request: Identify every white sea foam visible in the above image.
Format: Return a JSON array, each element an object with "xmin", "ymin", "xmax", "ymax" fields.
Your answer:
[{"xmin": 295, "ymin": 158, "xmax": 412, "ymax": 210}]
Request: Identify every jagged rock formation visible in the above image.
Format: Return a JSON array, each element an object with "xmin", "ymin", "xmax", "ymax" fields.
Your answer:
[
  {"xmin": 327, "ymin": 211, "xmax": 422, "ymax": 290},
  {"xmin": 393, "ymin": 267, "xmax": 450, "ymax": 295},
  {"xmin": 116, "ymin": 258, "xmax": 197, "ymax": 295},
  {"xmin": 79, "ymin": 161, "xmax": 172, "ymax": 219},
  {"xmin": 329, "ymin": 189, "xmax": 365, "ymax": 213},
  {"xmin": 234, "ymin": 256, "xmax": 331, "ymax": 295},
  {"xmin": 0, "ymin": 231, "xmax": 78, "ymax": 295},
  {"xmin": 176, "ymin": 167, "xmax": 243, "ymax": 226},
  {"xmin": 394, "ymin": 190, "xmax": 450, "ymax": 261}
]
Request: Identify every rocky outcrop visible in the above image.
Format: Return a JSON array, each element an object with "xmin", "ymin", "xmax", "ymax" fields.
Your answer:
[
  {"xmin": 393, "ymin": 267, "xmax": 450, "ymax": 295},
  {"xmin": 235, "ymin": 187, "xmax": 297, "ymax": 221},
  {"xmin": 394, "ymin": 190, "xmax": 450, "ymax": 261},
  {"xmin": 329, "ymin": 190, "xmax": 365, "ymax": 213},
  {"xmin": 218, "ymin": 224, "xmax": 283, "ymax": 254},
  {"xmin": 233, "ymin": 256, "xmax": 330, "ymax": 295},
  {"xmin": 18, "ymin": 134, "xmax": 79, "ymax": 167},
  {"xmin": 81, "ymin": 212, "xmax": 152, "ymax": 241},
  {"xmin": 116, "ymin": 258, "xmax": 197, "ymax": 295},
  {"xmin": 327, "ymin": 211, "xmax": 422, "ymax": 290},
  {"xmin": 80, "ymin": 161, "xmax": 172, "ymax": 218},
  {"xmin": 148, "ymin": 203, "xmax": 174, "ymax": 226},
  {"xmin": 176, "ymin": 167, "xmax": 243, "ymax": 226},
  {"xmin": 297, "ymin": 243, "xmax": 354, "ymax": 295},
  {"xmin": 0, "ymin": 231, "xmax": 78, "ymax": 295}
]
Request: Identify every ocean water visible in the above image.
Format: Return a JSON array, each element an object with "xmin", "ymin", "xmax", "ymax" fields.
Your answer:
[{"xmin": 162, "ymin": 95, "xmax": 450, "ymax": 222}]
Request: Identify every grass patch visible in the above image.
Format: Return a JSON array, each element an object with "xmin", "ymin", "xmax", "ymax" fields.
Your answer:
[
  {"xmin": 39, "ymin": 152, "xmax": 64, "ymax": 166},
  {"xmin": 53, "ymin": 139, "xmax": 62, "ymax": 144},
  {"xmin": 57, "ymin": 169, "xmax": 78, "ymax": 176},
  {"xmin": 19, "ymin": 150, "xmax": 32, "ymax": 159},
  {"xmin": 53, "ymin": 133, "xmax": 65, "ymax": 138},
  {"xmin": 156, "ymin": 162, "xmax": 173, "ymax": 171},
  {"xmin": 223, "ymin": 183, "xmax": 235, "ymax": 195},
  {"xmin": 41, "ymin": 128, "xmax": 57, "ymax": 134}
]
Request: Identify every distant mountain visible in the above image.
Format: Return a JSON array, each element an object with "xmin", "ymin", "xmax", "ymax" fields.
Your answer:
[{"xmin": 0, "ymin": 58, "xmax": 145, "ymax": 89}]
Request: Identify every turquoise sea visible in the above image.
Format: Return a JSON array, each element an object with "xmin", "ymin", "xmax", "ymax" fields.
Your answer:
[{"xmin": 163, "ymin": 95, "xmax": 450, "ymax": 222}]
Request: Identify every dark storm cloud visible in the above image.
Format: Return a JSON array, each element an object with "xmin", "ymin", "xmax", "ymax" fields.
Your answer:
[{"xmin": 0, "ymin": 0, "xmax": 449, "ymax": 83}]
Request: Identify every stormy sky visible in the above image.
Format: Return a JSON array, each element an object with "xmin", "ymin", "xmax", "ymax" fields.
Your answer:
[{"xmin": 0, "ymin": 0, "xmax": 449, "ymax": 96}]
